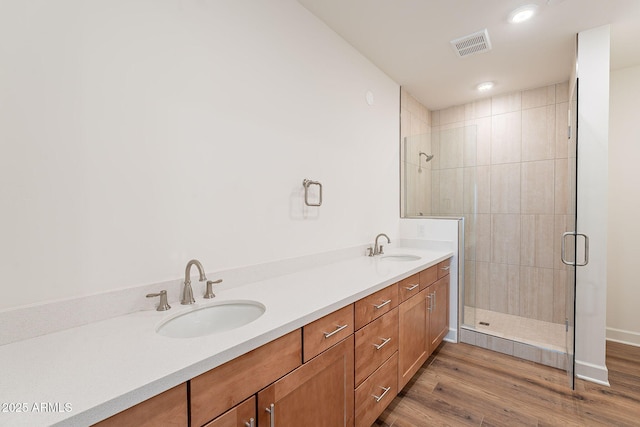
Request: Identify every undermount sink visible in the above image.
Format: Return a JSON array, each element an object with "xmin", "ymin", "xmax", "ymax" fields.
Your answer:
[
  {"xmin": 380, "ymin": 254, "xmax": 422, "ymax": 262},
  {"xmin": 157, "ymin": 300, "xmax": 265, "ymax": 338}
]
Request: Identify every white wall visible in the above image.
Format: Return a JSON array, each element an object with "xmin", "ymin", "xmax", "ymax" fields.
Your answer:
[
  {"xmin": 607, "ymin": 64, "xmax": 640, "ymax": 346},
  {"xmin": 0, "ymin": 0, "xmax": 400, "ymax": 311},
  {"xmin": 575, "ymin": 25, "xmax": 610, "ymax": 385}
]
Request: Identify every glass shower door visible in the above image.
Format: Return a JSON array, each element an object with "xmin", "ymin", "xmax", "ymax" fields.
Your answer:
[{"xmin": 562, "ymin": 80, "xmax": 579, "ymax": 389}]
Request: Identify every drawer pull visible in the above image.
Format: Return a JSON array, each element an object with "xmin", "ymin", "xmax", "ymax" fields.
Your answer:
[
  {"xmin": 404, "ymin": 283, "xmax": 419, "ymax": 291},
  {"xmin": 245, "ymin": 419, "xmax": 255, "ymax": 427},
  {"xmin": 373, "ymin": 386, "xmax": 392, "ymax": 402},
  {"xmin": 373, "ymin": 299, "xmax": 392, "ymax": 310},
  {"xmin": 440, "ymin": 265, "xmax": 450, "ymax": 271},
  {"xmin": 265, "ymin": 403, "xmax": 275, "ymax": 427},
  {"xmin": 373, "ymin": 337, "xmax": 392, "ymax": 350},
  {"xmin": 323, "ymin": 324, "xmax": 348, "ymax": 338}
]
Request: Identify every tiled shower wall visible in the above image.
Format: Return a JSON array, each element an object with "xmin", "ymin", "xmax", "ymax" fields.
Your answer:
[
  {"xmin": 431, "ymin": 82, "xmax": 574, "ymax": 325},
  {"xmin": 400, "ymin": 88, "xmax": 432, "ymax": 217}
]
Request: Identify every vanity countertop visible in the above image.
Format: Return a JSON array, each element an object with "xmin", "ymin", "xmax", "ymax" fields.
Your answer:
[{"xmin": 0, "ymin": 247, "xmax": 452, "ymax": 426}]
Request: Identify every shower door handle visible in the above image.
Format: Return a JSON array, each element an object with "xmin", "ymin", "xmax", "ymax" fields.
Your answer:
[{"xmin": 561, "ymin": 231, "xmax": 589, "ymax": 266}]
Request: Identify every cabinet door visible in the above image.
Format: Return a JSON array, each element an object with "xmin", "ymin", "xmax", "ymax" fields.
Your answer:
[
  {"xmin": 203, "ymin": 397, "xmax": 255, "ymax": 427},
  {"xmin": 190, "ymin": 330, "xmax": 301, "ymax": 426},
  {"xmin": 398, "ymin": 289, "xmax": 428, "ymax": 390},
  {"xmin": 428, "ymin": 275, "xmax": 450, "ymax": 353},
  {"xmin": 92, "ymin": 383, "xmax": 187, "ymax": 427},
  {"xmin": 258, "ymin": 335, "xmax": 354, "ymax": 427}
]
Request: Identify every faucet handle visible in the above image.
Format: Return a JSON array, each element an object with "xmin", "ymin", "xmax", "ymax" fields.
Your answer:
[
  {"xmin": 204, "ymin": 279, "xmax": 223, "ymax": 299},
  {"xmin": 378, "ymin": 245, "xmax": 385, "ymax": 255},
  {"xmin": 367, "ymin": 247, "xmax": 374, "ymax": 257},
  {"xmin": 146, "ymin": 290, "xmax": 171, "ymax": 311}
]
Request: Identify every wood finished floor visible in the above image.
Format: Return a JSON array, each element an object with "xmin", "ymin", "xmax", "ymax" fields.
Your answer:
[{"xmin": 375, "ymin": 341, "xmax": 640, "ymax": 426}]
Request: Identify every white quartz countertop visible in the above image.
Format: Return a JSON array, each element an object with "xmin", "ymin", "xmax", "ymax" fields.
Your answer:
[{"xmin": 0, "ymin": 247, "xmax": 452, "ymax": 426}]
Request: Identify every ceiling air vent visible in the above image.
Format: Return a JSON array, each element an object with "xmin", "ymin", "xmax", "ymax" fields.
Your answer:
[{"xmin": 450, "ymin": 29, "xmax": 492, "ymax": 58}]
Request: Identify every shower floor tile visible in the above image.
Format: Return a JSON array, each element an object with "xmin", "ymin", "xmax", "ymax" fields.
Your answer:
[{"xmin": 464, "ymin": 306, "xmax": 566, "ymax": 352}]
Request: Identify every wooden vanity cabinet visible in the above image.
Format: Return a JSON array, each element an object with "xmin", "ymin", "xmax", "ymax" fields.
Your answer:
[
  {"xmin": 92, "ymin": 383, "xmax": 187, "ymax": 427},
  {"xmin": 303, "ymin": 304, "xmax": 354, "ymax": 362},
  {"xmin": 398, "ymin": 288, "xmax": 429, "ymax": 390},
  {"xmin": 190, "ymin": 330, "xmax": 302, "ymax": 427},
  {"xmin": 354, "ymin": 283, "xmax": 398, "ymax": 329},
  {"xmin": 258, "ymin": 335, "xmax": 354, "ymax": 427},
  {"xmin": 203, "ymin": 396, "xmax": 255, "ymax": 427},
  {"xmin": 428, "ymin": 274, "xmax": 450, "ymax": 353}
]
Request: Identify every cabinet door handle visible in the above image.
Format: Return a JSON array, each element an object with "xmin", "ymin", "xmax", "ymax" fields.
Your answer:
[
  {"xmin": 432, "ymin": 291, "xmax": 437, "ymax": 310},
  {"xmin": 373, "ymin": 299, "xmax": 391, "ymax": 310},
  {"xmin": 323, "ymin": 324, "xmax": 348, "ymax": 338},
  {"xmin": 404, "ymin": 283, "xmax": 419, "ymax": 291},
  {"xmin": 265, "ymin": 403, "xmax": 275, "ymax": 427},
  {"xmin": 373, "ymin": 386, "xmax": 392, "ymax": 402},
  {"xmin": 427, "ymin": 293, "xmax": 433, "ymax": 312},
  {"xmin": 373, "ymin": 337, "xmax": 392, "ymax": 350},
  {"xmin": 244, "ymin": 418, "xmax": 255, "ymax": 427}
]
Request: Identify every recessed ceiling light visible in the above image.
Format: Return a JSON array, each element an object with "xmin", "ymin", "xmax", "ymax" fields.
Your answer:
[
  {"xmin": 476, "ymin": 81, "xmax": 494, "ymax": 92},
  {"xmin": 508, "ymin": 4, "xmax": 539, "ymax": 23}
]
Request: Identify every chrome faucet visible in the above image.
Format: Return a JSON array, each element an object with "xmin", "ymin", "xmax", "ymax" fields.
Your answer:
[
  {"xmin": 369, "ymin": 233, "xmax": 391, "ymax": 256},
  {"xmin": 181, "ymin": 259, "xmax": 207, "ymax": 305}
]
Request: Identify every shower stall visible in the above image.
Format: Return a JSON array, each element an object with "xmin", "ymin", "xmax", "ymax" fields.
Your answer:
[{"xmin": 402, "ymin": 82, "xmax": 577, "ymax": 377}]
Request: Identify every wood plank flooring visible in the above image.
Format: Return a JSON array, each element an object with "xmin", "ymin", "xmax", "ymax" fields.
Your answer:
[{"xmin": 375, "ymin": 341, "xmax": 640, "ymax": 426}]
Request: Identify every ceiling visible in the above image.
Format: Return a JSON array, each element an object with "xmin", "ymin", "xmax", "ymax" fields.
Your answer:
[{"xmin": 297, "ymin": 0, "xmax": 640, "ymax": 110}]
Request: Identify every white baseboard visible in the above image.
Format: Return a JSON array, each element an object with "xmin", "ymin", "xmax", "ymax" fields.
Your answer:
[
  {"xmin": 444, "ymin": 327, "xmax": 458, "ymax": 343},
  {"xmin": 575, "ymin": 359, "xmax": 610, "ymax": 386},
  {"xmin": 606, "ymin": 327, "xmax": 640, "ymax": 347}
]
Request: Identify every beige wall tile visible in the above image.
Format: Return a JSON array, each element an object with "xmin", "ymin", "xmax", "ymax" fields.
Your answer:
[
  {"xmin": 522, "ymin": 85, "xmax": 556, "ymax": 109},
  {"xmin": 522, "ymin": 105, "xmax": 556, "ymax": 161},
  {"xmin": 431, "ymin": 170, "xmax": 440, "ymax": 214},
  {"xmin": 476, "ymin": 165, "xmax": 491, "ymax": 213},
  {"xmin": 491, "ymin": 163, "xmax": 521, "ymax": 214},
  {"xmin": 491, "ymin": 214, "xmax": 521, "ymax": 265},
  {"xmin": 476, "ymin": 214, "xmax": 491, "ymax": 262},
  {"xmin": 460, "ymin": 328, "xmax": 476, "ymax": 344},
  {"xmin": 471, "ymin": 117, "xmax": 492, "ymax": 166},
  {"xmin": 521, "ymin": 214, "xmax": 555, "ymax": 268},
  {"xmin": 464, "ymin": 259, "xmax": 476, "ymax": 306},
  {"xmin": 554, "ymin": 214, "xmax": 575, "ymax": 270},
  {"xmin": 553, "ymin": 269, "xmax": 568, "ymax": 324},
  {"xmin": 463, "ymin": 167, "xmax": 477, "ymax": 214},
  {"xmin": 439, "ymin": 168, "xmax": 464, "ymax": 214},
  {"xmin": 556, "ymin": 81, "xmax": 570, "ymax": 103},
  {"xmin": 439, "ymin": 127, "xmax": 464, "ymax": 169},
  {"xmin": 489, "ymin": 263, "xmax": 508, "ymax": 313},
  {"xmin": 555, "ymin": 102, "xmax": 569, "ymax": 159},
  {"xmin": 513, "ymin": 342, "xmax": 542, "ymax": 363},
  {"xmin": 476, "ymin": 261, "xmax": 490, "ymax": 310},
  {"xmin": 465, "ymin": 98, "xmax": 492, "ymax": 120},
  {"xmin": 492, "ymin": 92, "xmax": 522, "ymax": 115},
  {"xmin": 491, "ymin": 112, "xmax": 521, "ymax": 164},
  {"xmin": 554, "ymin": 158, "xmax": 575, "ymax": 215},
  {"xmin": 521, "ymin": 160, "xmax": 554, "ymax": 214},
  {"xmin": 487, "ymin": 335, "xmax": 514, "ymax": 355},
  {"xmin": 464, "ymin": 214, "xmax": 477, "ymax": 260},
  {"xmin": 463, "ymin": 125, "xmax": 477, "ymax": 167},
  {"xmin": 519, "ymin": 267, "xmax": 554, "ymax": 321},
  {"xmin": 440, "ymin": 104, "xmax": 465, "ymax": 125}
]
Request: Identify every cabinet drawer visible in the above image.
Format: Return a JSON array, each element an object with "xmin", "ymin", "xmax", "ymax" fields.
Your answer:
[
  {"xmin": 303, "ymin": 304, "xmax": 354, "ymax": 362},
  {"xmin": 203, "ymin": 396, "xmax": 255, "ymax": 427},
  {"xmin": 354, "ymin": 307, "xmax": 398, "ymax": 386},
  {"xmin": 398, "ymin": 273, "xmax": 421, "ymax": 302},
  {"xmin": 437, "ymin": 258, "xmax": 451, "ymax": 279},
  {"xmin": 419, "ymin": 265, "xmax": 438, "ymax": 291},
  {"xmin": 355, "ymin": 283, "xmax": 398, "ymax": 329},
  {"xmin": 354, "ymin": 352, "xmax": 398, "ymax": 427},
  {"xmin": 93, "ymin": 383, "xmax": 187, "ymax": 427},
  {"xmin": 190, "ymin": 330, "xmax": 302, "ymax": 427}
]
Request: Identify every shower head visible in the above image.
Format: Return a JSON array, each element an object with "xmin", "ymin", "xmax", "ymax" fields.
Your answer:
[{"xmin": 419, "ymin": 152, "xmax": 434, "ymax": 162}]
